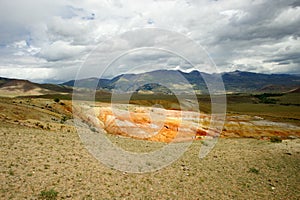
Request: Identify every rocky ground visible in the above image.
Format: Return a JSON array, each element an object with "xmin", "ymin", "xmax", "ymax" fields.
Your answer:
[{"xmin": 90, "ymin": 104, "xmax": 300, "ymax": 142}]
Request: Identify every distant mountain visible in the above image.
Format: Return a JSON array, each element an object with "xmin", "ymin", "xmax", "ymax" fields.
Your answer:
[
  {"xmin": 1, "ymin": 69, "xmax": 299, "ymax": 97},
  {"xmin": 62, "ymin": 70, "xmax": 300, "ymax": 94},
  {"xmin": 221, "ymin": 70, "xmax": 300, "ymax": 92},
  {"xmin": 0, "ymin": 77, "xmax": 72, "ymax": 97}
]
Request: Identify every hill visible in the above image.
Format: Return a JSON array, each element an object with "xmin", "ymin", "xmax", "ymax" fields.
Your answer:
[{"xmin": 0, "ymin": 77, "xmax": 72, "ymax": 97}]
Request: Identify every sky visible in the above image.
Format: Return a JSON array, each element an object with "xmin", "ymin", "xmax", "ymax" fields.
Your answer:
[{"xmin": 0, "ymin": 0, "xmax": 299, "ymax": 83}]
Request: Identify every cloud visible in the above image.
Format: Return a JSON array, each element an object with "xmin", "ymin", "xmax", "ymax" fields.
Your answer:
[
  {"xmin": 0, "ymin": 0, "xmax": 299, "ymax": 82},
  {"xmin": 38, "ymin": 41, "xmax": 87, "ymax": 62}
]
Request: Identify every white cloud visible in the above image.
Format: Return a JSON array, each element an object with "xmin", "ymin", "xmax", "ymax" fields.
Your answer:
[
  {"xmin": 38, "ymin": 41, "xmax": 87, "ymax": 62},
  {"xmin": 0, "ymin": 67, "xmax": 54, "ymax": 81},
  {"xmin": 273, "ymin": 6, "xmax": 300, "ymax": 26}
]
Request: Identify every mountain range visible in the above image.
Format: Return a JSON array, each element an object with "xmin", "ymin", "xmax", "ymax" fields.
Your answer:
[
  {"xmin": 0, "ymin": 70, "xmax": 299, "ymax": 97},
  {"xmin": 62, "ymin": 70, "xmax": 300, "ymax": 94}
]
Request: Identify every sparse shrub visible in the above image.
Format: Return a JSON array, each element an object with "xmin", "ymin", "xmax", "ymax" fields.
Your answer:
[
  {"xmin": 270, "ymin": 136, "xmax": 282, "ymax": 143},
  {"xmin": 90, "ymin": 127, "xmax": 97, "ymax": 132},
  {"xmin": 39, "ymin": 188, "xmax": 58, "ymax": 200},
  {"xmin": 280, "ymin": 103, "xmax": 291, "ymax": 106},
  {"xmin": 248, "ymin": 167, "xmax": 259, "ymax": 174},
  {"xmin": 59, "ymin": 102, "xmax": 65, "ymax": 106},
  {"xmin": 54, "ymin": 98, "xmax": 60, "ymax": 103},
  {"xmin": 201, "ymin": 141, "xmax": 209, "ymax": 146},
  {"xmin": 60, "ymin": 116, "xmax": 67, "ymax": 124},
  {"xmin": 253, "ymin": 93, "xmax": 280, "ymax": 104},
  {"xmin": 8, "ymin": 169, "xmax": 14, "ymax": 176}
]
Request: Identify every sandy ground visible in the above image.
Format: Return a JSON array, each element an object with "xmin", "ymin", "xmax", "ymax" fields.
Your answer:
[{"xmin": 1, "ymin": 120, "xmax": 300, "ymax": 199}]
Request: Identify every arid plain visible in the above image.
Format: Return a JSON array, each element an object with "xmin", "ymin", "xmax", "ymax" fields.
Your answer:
[{"xmin": 1, "ymin": 92, "xmax": 300, "ymax": 199}]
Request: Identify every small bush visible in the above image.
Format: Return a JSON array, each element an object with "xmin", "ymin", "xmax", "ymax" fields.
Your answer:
[
  {"xmin": 53, "ymin": 98, "xmax": 60, "ymax": 103},
  {"xmin": 200, "ymin": 141, "xmax": 209, "ymax": 146},
  {"xmin": 39, "ymin": 188, "xmax": 58, "ymax": 200},
  {"xmin": 270, "ymin": 136, "xmax": 282, "ymax": 143},
  {"xmin": 90, "ymin": 127, "xmax": 97, "ymax": 132},
  {"xmin": 60, "ymin": 116, "xmax": 67, "ymax": 124},
  {"xmin": 248, "ymin": 167, "xmax": 259, "ymax": 174},
  {"xmin": 8, "ymin": 169, "xmax": 14, "ymax": 176}
]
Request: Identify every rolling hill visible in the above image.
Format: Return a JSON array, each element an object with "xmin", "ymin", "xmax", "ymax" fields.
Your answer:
[{"xmin": 0, "ymin": 77, "xmax": 72, "ymax": 97}]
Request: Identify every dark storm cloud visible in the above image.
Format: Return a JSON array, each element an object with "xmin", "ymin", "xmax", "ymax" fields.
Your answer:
[{"xmin": 264, "ymin": 53, "xmax": 300, "ymax": 64}]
